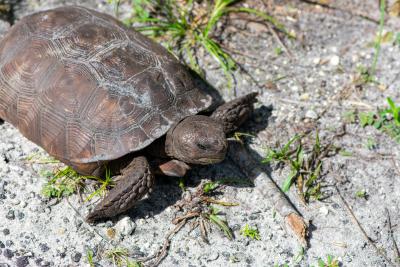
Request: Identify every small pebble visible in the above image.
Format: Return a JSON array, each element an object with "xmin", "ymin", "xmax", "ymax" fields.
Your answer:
[
  {"xmin": 16, "ymin": 256, "xmax": 29, "ymax": 267},
  {"xmin": 39, "ymin": 243, "xmax": 50, "ymax": 253},
  {"xmin": 320, "ymin": 206, "xmax": 329, "ymax": 216},
  {"xmin": 2, "ymin": 229, "xmax": 10, "ymax": 236},
  {"xmin": 5, "ymin": 210, "xmax": 15, "ymax": 220},
  {"xmin": 3, "ymin": 249, "xmax": 13, "ymax": 259},
  {"xmin": 115, "ymin": 216, "xmax": 136, "ymax": 237},
  {"xmin": 71, "ymin": 252, "xmax": 82, "ymax": 263},
  {"xmin": 305, "ymin": 110, "xmax": 318, "ymax": 119}
]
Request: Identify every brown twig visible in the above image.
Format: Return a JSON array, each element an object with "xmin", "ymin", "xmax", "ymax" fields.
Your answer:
[
  {"xmin": 385, "ymin": 208, "xmax": 400, "ymax": 264},
  {"xmin": 334, "ymin": 185, "xmax": 396, "ymax": 266},
  {"xmin": 228, "ymin": 140, "xmax": 308, "ymax": 246},
  {"xmin": 299, "ymin": 0, "xmax": 379, "ymax": 24},
  {"xmin": 143, "ymin": 219, "xmax": 187, "ymax": 267},
  {"xmin": 391, "ymin": 157, "xmax": 400, "ymax": 178}
]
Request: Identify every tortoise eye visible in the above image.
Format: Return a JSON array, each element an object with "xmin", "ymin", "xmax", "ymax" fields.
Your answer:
[{"xmin": 197, "ymin": 143, "xmax": 208, "ymax": 150}]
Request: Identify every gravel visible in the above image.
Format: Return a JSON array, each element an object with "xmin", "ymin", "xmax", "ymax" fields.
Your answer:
[{"xmin": 0, "ymin": 0, "xmax": 399, "ymax": 266}]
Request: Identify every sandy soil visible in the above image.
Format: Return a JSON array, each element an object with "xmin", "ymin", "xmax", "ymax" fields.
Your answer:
[{"xmin": 0, "ymin": 0, "xmax": 399, "ymax": 266}]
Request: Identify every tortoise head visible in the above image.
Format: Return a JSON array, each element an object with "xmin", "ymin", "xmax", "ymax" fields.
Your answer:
[{"xmin": 165, "ymin": 115, "xmax": 227, "ymax": 165}]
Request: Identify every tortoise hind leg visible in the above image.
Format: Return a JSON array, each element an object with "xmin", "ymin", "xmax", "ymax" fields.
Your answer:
[
  {"xmin": 211, "ymin": 92, "xmax": 258, "ymax": 134},
  {"xmin": 86, "ymin": 156, "xmax": 154, "ymax": 223}
]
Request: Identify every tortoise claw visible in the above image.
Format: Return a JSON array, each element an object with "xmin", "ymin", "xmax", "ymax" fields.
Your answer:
[
  {"xmin": 86, "ymin": 156, "xmax": 154, "ymax": 223},
  {"xmin": 156, "ymin": 159, "xmax": 191, "ymax": 177}
]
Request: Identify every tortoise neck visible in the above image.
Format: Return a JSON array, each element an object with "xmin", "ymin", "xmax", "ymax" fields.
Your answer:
[{"xmin": 146, "ymin": 136, "xmax": 169, "ymax": 159}]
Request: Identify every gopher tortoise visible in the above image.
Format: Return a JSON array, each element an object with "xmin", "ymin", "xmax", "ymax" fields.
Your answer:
[{"xmin": 0, "ymin": 6, "xmax": 257, "ymax": 222}]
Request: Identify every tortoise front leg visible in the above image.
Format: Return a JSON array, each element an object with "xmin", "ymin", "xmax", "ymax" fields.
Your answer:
[
  {"xmin": 86, "ymin": 156, "xmax": 154, "ymax": 223},
  {"xmin": 211, "ymin": 92, "xmax": 258, "ymax": 134}
]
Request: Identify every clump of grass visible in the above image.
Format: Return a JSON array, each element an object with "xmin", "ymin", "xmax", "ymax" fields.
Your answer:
[
  {"xmin": 365, "ymin": 137, "xmax": 377, "ymax": 150},
  {"xmin": 104, "ymin": 247, "xmax": 142, "ymax": 267},
  {"xmin": 263, "ymin": 131, "xmax": 338, "ymax": 203},
  {"xmin": 356, "ymin": 0, "xmax": 385, "ymax": 84},
  {"xmin": 41, "ymin": 166, "xmax": 87, "ymax": 198},
  {"xmin": 355, "ymin": 189, "xmax": 367, "ymax": 199},
  {"xmin": 203, "ymin": 205, "xmax": 233, "ymax": 240},
  {"xmin": 314, "ymin": 255, "xmax": 339, "ymax": 267},
  {"xmin": 86, "ymin": 249, "xmax": 95, "ymax": 267},
  {"xmin": 25, "ymin": 152, "xmax": 59, "ymax": 164},
  {"xmin": 171, "ymin": 180, "xmax": 237, "ymax": 243},
  {"xmin": 120, "ymin": 0, "xmax": 293, "ymax": 90},
  {"xmin": 41, "ymin": 165, "xmax": 114, "ymax": 201},
  {"xmin": 357, "ymin": 97, "xmax": 400, "ymax": 143},
  {"xmin": 240, "ymin": 224, "xmax": 261, "ymax": 240},
  {"xmin": 85, "ymin": 167, "xmax": 114, "ymax": 201}
]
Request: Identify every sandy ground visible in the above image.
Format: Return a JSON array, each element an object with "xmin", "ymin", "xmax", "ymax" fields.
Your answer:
[{"xmin": 0, "ymin": 0, "xmax": 400, "ymax": 266}]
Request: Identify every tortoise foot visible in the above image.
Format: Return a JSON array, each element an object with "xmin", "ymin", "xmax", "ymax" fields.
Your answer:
[
  {"xmin": 86, "ymin": 156, "xmax": 154, "ymax": 223},
  {"xmin": 211, "ymin": 92, "xmax": 258, "ymax": 134}
]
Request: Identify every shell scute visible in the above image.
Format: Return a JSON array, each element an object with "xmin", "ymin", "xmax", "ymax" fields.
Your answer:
[{"xmin": 0, "ymin": 6, "xmax": 213, "ymax": 165}]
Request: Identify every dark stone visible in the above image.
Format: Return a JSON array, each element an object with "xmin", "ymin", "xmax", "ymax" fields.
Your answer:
[
  {"xmin": 221, "ymin": 251, "xmax": 230, "ymax": 260},
  {"xmin": 58, "ymin": 252, "xmax": 66, "ymax": 258},
  {"xmin": 0, "ymin": 194, "xmax": 6, "ymax": 199},
  {"xmin": 39, "ymin": 243, "xmax": 49, "ymax": 253},
  {"xmin": 17, "ymin": 211, "xmax": 24, "ymax": 220},
  {"xmin": 5, "ymin": 240, "xmax": 13, "ymax": 247},
  {"xmin": 2, "ymin": 229, "xmax": 9, "ymax": 236},
  {"xmin": 3, "ymin": 249, "xmax": 13, "ymax": 259},
  {"xmin": 15, "ymin": 256, "xmax": 29, "ymax": 267},
  {"xmin": 5, "ymin": 210, "xmax": 15, "ymax": 220},
  {"xmin": 0, "ymin": 241, "xmax": 4, "ymax": 248},
  {"xmin": 34, "ymin": 258, "xmax": 43, "ymax": 266},
  {"xmin": 248, "ymin": 214, "xmax": 259, "ymax": 220},
  {"xmin": 71, "ymin": 252, "xmax": 82, "ymax": 262}
]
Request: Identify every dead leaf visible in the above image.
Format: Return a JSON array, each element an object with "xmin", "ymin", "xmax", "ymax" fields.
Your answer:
[{"xmin": 389, "ymin": 0, "xmax": 400, "ymax": 17}]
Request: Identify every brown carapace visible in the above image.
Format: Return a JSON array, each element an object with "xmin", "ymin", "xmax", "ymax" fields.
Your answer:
[{"xmin": 0, "ymin": 6, "xmax": 258, "ymax": 222}]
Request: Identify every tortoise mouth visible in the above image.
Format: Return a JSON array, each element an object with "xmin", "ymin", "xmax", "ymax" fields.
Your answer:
[{"xmin": 194, "ymin": 155, "xmax": 226, "ymax": 165}]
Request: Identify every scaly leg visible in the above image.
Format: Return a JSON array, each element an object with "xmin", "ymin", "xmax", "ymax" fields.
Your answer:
[
  {"xmin": 86, "ymin": 156, "xmax": 154, "ymax": 223},
  {"xmin": 211, "ymin": 92, "xmax": 258, "ymax": 134}
]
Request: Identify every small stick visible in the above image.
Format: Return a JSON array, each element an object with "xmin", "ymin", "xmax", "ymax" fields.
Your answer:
[
  {"xmin": 144, "ymin": 219, "xmax": 187, "ymax": 267},
  {"xmin": 228, "ymin": 141, "xmax": 308, "ymax": 246},
  {"xmin": 65, "ymin": 197, "xmax": 111, "ymax": 245},
  {"xmin": 390, "ymin": 157, "xmax": 400, "ymax": 178},
  {"xmin": 385, "ymin": 208, "xmax": 400, "ymax": 263},
  {"xmin": 299, "ymin": 0, "xmax": 379, "ymax": 24},
  {"xmin": 334, "ymin": 186, "xmax": 396, "ymax": 266}
]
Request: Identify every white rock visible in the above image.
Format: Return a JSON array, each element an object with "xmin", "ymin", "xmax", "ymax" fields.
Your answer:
[
  {"xmin": 305, "ymin": 110, "xmax": 318, "ymax": 119},
  {"xmin": 329, "ymin": 55, "xmax": 340, "ymax": 66},
  {"xmin": 320, "ymin": 206, "xmax": 329, "ymax": 216},
  {"xmin": 115, "ymin": 216, "xmax": 136, "ymax": 236},
  {"xmin": 313, "ymin": 57, "xmax": 321, "ymax": 65}
]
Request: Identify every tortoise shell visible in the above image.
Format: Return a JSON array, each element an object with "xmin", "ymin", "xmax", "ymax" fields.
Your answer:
[{"xmin": 0, "ymin": 6, "xmax": 212, "ymax": 166}]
